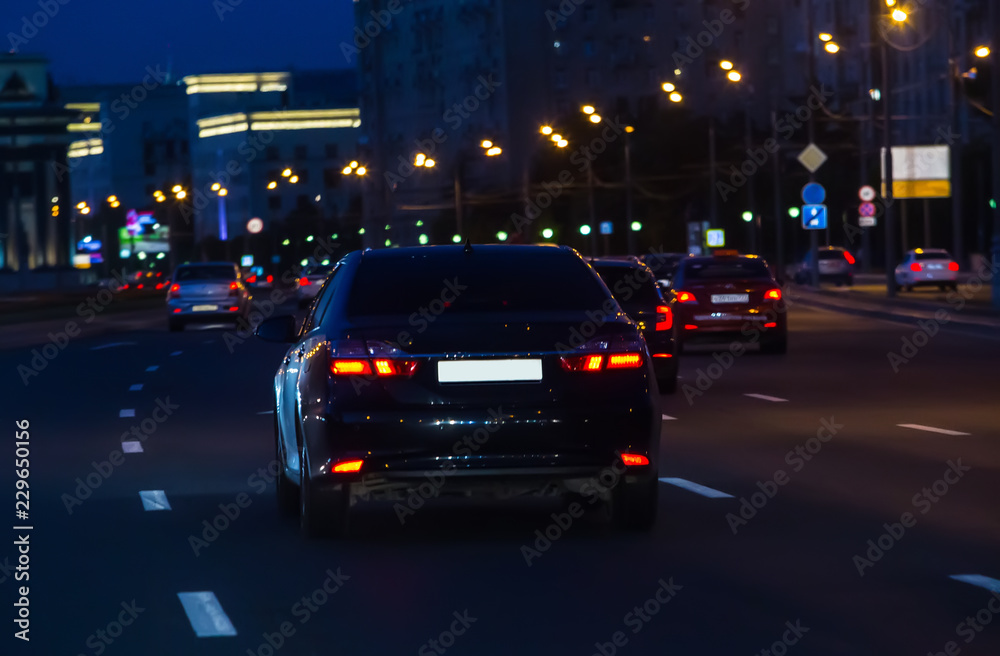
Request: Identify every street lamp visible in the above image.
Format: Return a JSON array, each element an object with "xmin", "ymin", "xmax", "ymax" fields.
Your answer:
[
  {"xmin": 974, "ymin": 45, "xmax": 990, "ymax": 58},
  {"xmin": 824, "ymin": 42, "xmax": 840, "ymax": 54}
]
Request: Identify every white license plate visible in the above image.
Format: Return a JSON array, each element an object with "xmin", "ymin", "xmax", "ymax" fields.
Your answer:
[
  {"xmin": 437, "ymin": 359, "xmax": 542, "ymax": 383},
  {"xmin": 711, "ymin": 294, "xmax": 749, "ymax": 304},
  {"xmin": 927, "ymin": 264, "xmax": 943, "ymax": 270},
  {"xmin": 192, "ymin": 304, "xmax": 218, "ymax": 312}
]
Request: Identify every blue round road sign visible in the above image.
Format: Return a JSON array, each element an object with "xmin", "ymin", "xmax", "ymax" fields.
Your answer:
[
  {"xmin": 859, "ymin": 202, "xmax": 876, "ymax": 217},
  {"xmin": 801, "ymin": 182, "xmax": 826, "ymax": 205}
]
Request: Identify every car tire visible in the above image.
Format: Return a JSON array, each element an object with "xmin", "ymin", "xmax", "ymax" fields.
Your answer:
[
  {"xmin": 611, "ymin": 474, "xmax": 657, "ymax": 531},
  {"xmin": 760, "ymin": 337, "xmax": 787, "ymax": 355},
  {"xmin": 275, "ymin": 414, "xmax": 299, "ymax": 518},
  {"xmin": 168, "ymin": 318, "xmax": 183, "ymax": 332},
  {"xmin": 299, "ymin": 448, "xmax": 349, "ymax": 539}
]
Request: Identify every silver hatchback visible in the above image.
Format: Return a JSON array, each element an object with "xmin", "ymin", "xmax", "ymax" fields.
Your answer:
[{"xmin": 167, "ymin": 262, "xmax": 249, "ymax": 331}]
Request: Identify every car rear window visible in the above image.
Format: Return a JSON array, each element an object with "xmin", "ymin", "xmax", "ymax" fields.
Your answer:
[
  {"xmin": 303, "ymin": 265, "xmax": 333, "ymax": 276},
  {"xmin": 175, "ymin": 265, "xmax": 236, "ymax": 281},
  {"xmin": 818, "ymin": 250, "xmax": 846, "ymax": 260},
  {"xmin": 681, "ymin": 259, "xmax": 771, "ymax": 279},
  {"xmin": 915, "ymin": 251, "xmax": 951, "ymax": 261},
  {"xmin": 346, "ymin": 250, "xmax": 610, "ymax": 316},
  {"xmin": 594, "ymin": 266, "xmax": 662, "ymax": 308}
]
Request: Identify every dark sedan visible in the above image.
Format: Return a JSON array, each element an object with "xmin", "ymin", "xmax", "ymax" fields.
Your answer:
[
  {"xmin": 256, "ymin": 245, "xmax": 661, "ymax": 538},
  {"xmin": 591, "ymin": 257, "xmax": 678, "ymax": 393}
]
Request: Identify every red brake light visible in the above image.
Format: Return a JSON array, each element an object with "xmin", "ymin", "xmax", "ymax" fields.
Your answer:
[
  {"xmin": 948, "ymin": 261, "xmax": 959, "ymax": 272},
  {"xmin": 676, "ymin": 291, "xmax": 697, "ymax": 303},
  {"xmin": 910, "ymin": 262, "xmax": 922, "ymax": 272},
  {"xmin": 655, "ymin": 305, "xmax": 673, "ymax": 331},
  {"xmin": 266, "ymin": 275, "xmax": 273, "ymax": 283},
  {"xmin": 764, "ymin": 289, "xmax": 782, "ymax": 301},
  {"xmin": 372, "ymin": 359, "xmax": 418, "ymax": 377},
  {"xmin": 170, "ymin": 284, "xmax": 179, "ymax": 292},
  {"xmin": 329, "ymin": 341, "xmax": 419, "ymax": 378},
  {"xmin": 561, "ymin": 354, "xmax": 604, "ymax": 372},
  {"xmin": 247, "ymin": 274, "xmax": 256, "ymax": 283},
  {"xmin": 606, "ymin": 353, "xmax": 643, "ymax": 369},
  {"xmin": 228, "ymin": 306, "xmax": 239, "ymax": 312},
  {"xmin": 764, "ymin": 322, "xmax": 777, "ymax": 328},
  {"xmin": 229, "ymin": 282, "xmax": 238, "ymax": 289},
  {"xmin": 299, "ymin": 277, "xmax": 311, "ymax": 286},
  {"xmin": 620, "ymin": 453, "xmax": 650, "ymax": 466},
  {"xmin": 843, "ymin": 251, "xmax": 856, "ymax": 265},
  {"xmin": 137, "ymin": 283, "xmax": 144, "ymax": 289},
  {"xmin": 331, "ymin": 360, "xmax": 372, "ymax": 375},
  {"xmin": 684, "ymin": 324, "xmax": 698, "ymax": 330},
  {"xmin": 332, "ymin": 460, "xmax": 363, "ymax": 473},
  {"xmin": 172, "ymin": 308, "xmax": 181, "ymax": 313}
]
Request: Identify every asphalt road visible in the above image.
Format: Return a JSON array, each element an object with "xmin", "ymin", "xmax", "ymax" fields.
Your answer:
[{"xmin": 3, "ymin": 299, "xmax": 999, "ymax": 655}]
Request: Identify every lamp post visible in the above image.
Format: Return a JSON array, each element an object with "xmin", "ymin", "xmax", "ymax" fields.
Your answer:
[
  {"xmin": 991, "ymin": 3, "xmax": 1000, "ymax": 308},
  {"xmin": 879, "ymin": 2, "xmax": 909, "ymax": 297}
]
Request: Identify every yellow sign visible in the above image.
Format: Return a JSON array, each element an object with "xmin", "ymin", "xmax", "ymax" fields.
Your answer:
[{"xmin": 881, "ymin": 180, "xmax": 951, "ymax": 199}]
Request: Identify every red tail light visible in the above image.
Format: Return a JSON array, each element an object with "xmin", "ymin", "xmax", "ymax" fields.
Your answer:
[
  {"xmin": 764, "ymin": 288, "xmax": 782, "ymax": 301},
  {"xmin": 620, "ymin": 453, "xmax": 650, "ymax": 466},
  {"xmin": 168, "ymin": 283, "xmax": 180, "ymax": 299},
  {"xmin": 684, "ymin": 324, "xmax": 698, "ymax": 330},
  {"xmin": 121, "ymin": 284, "xmax": 129, "ymax": 290},
  {"xmin": 266, "ymin": 275, "xmax": 273, "ymax": 283},
  {"xmin": 328, "ymin": 341, "xmax": 419, "ymax": 378},
  {"xmin": 137, "ymin": 283, "xmax": 144, "ymax": 289},
  {"xmin": 172, "ymin": 308, "xmax": 181, "ymax": 314},
  {"xmin": 655, "ymin": 305, "xmax": 673, "ymax": 331},
  {"xmin": 559, "ymin": 336, "xmax": 645, "ymax": 373},
  {"xmin": 299, "ymin": 276, "xmax": 311, "ymax": 286},
  {"xmin": 606, "ymin": 353, "xmax": 642, "ymax": 369},
  {"xmin": 676, "ymin": 291, "xmax": 697, "ymax": 303},
  {"xmin": 332, "ymin": 460, "xmax": 363, "ymax": 473},
  {"xmin": 948, "ymin": 261, "xmax": 959, "ymax": 272},
  {"xmin": 910, "ymin": 262, "xmax": 922, "ymax": 272},
  {"xmin": 155, "ymin": 282, "xmax": 164, "ymax": 290},
  {"xmin": 246, "ymin": 274, "xmax": 257, "ymax": 283},
  {"xmin": 229, "ymin": 281, "xmax": 239, "ymax": 296},
  {"xmin": 764, "ymin": 322, "xmax": 777, "ymax": 328},
  {"xmin": 843, "ymin": 251, "xmax": 856, "ymax": 265},
  {"xmin": 228, "ymin": 306, "xmax": 239, "ymax": 312}
]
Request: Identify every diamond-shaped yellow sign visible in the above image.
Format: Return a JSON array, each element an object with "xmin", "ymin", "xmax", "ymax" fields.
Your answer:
[{"xmin": 797, "ymin": 144, "xmax": 828, "ymax": 173}]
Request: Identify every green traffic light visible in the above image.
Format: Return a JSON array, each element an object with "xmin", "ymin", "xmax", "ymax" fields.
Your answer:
[
  {"xmin": 579, "ymin": 225, "xmax": 592, "ymax": 236},
  {"xmin": 630, "ymin": 221, "xmax": 642, "ymax": 231},
  {"xmin": 788, "ymin": 207, "xmax": 801, "ymax": 219},
  {"xmin": 742, "ymin": 211, "xmax": 753, "ymax": 222}
]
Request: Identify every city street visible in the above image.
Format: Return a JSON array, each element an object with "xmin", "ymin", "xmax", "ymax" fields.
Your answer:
[{"xmin": 4, "ymin": 298, "xmax": 999, "ymax": 655}]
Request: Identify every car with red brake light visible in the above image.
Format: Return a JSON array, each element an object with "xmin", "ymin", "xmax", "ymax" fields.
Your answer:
[
  {"xmin": 793, "ymin": 246, "xmax": 855, "ymax": 286},
  {"xmin": 672, "ymin": 251, "xmax": 787, "ymax": 354},
  {"xmin": 255, "ymin": 244, "xmax": 661, "ymax": 538},
  {"xmin": 894, "ymin": 248, "xmax": 959, "ymax": 291},
  {"xmin": 166, "ymin": 262, "xmax": 249, "ymax": 331},
  {"xmin": 296, "ymin": 264, "xmax": 333, "ymax": 307}
]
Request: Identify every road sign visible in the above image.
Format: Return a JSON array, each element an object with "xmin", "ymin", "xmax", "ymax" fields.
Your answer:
[
  {"xmin": 705, "ymin": 229, "xmax": 725, "ymax": 247},
  {"xmin": 240, "ymin": 255, "xmax": 254, "ymax": 266},
  {"xmin": 247, "ymin": 217, "xmax": 264, "ymax": 234},
  {"xmin": 859, "ymin": 217, "xmax": 877, "ymax": 228},
  {"xmin": 801, "ymin": 182, "xmax": 826, "ymax": 205},
  {"xmin": 859, "ymin": 202, "xmax": 876, "ymax": 217},
  {"xmin": 859, "ymin": 185, "xmax": 876, "ymax": 202},
  {"xmin": 802, "ymin": 204, "xmax": 827, "ymax": 230},
  {"xmin": 599, "ymin": 221, "xmax": 613, "ymax": 235},
  {"xmin": 797, "ymin": 144, "xmax": 828, "ymax": 173}
]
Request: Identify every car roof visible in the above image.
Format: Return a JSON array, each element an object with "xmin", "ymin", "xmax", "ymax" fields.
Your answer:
[
  {"xmin": 176, "ymin": 261, "xmax": 236, "ymax": 267},
  {"xmin": 357, "ymin": 244, "xmax": 576, "ymax": 261},
  {"xmin": 589, "ymin": 257, "xmax": 647, "ymax": 269},
  {"xmin": 682, "ymin": 254, "xmax": 763, "ymax": 265}
]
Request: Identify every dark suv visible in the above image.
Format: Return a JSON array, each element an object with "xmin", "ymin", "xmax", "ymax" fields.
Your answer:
[{"xmin": 591, "ymin": 257, "xmax": 678, "ymax": 393}]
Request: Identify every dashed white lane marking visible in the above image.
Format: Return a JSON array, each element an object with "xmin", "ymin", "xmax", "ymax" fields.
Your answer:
[
  {"xmin": 950, "ymin": 574, "xmax": 1000, "ymax": 593},
  {"xmin": 170, "ymin": 350, "xmax": 183, "ymax": 356},
  {"xmin": 658, "ymin": 477, "xmax": 734, "ymax": 499},
  {"xmin": 146, "ymin": 365, "xmax": 159, "ymax": 372},
  {"xmin": 91, "ymin": 342, "xmax": 137, "ymax": 350},
  {"xmin": 898, "ymin": 423, "xmax": 971, "ymax": 436},
  {"xmin": 661, "ymin": 414, "xmax": 676, "ymax": 421},
  {"xmin": 129, "ymin": 384, "xmax": 143, "ymax": 391},
  {"xmin": 122, "ymin": 441, "xmax": 143, "ymax": 453},
  {"xmin": 177, "ymin": 592, "xmax": 238, "ymax": 637},
  {"xmin": 744, "ymin": 393, "xmax": 789, "ymax": 403},
  {"xmin": 119, "ymin": 409, "xmax": 135, "ymax": 418},
  {"xmin": 139, "ymin": 490, "xmax": 171, "ymax": 511}
]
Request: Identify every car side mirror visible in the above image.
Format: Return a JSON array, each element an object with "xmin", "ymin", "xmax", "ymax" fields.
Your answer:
[{"xmin": 255, "ymin": 315, "xmax": 296, "ymax": 343}]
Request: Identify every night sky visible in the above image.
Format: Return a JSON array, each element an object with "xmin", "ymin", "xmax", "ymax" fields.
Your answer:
[{"xmin": 3, "ymin": 0, "xmax": 354, "ymax": 85}]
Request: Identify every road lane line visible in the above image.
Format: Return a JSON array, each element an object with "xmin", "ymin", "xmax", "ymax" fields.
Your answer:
[
  {"xmin": 256, "ymin": 410, "xmax": 274, "ymax": 415},
  {"xmin": 122, "ymin": 441, "xmax": 143, "ymax": 453},
  {"xmin": 139, "ymin": 490, "xmax": 171, "ymax": 511},
  {"xmin": 146, "ymin": 365, "xmax": 159, "ymax": 372},
  {"xmin": 177, "ymin": 592, "xmax": 238, "ymax": 637},
  {"xmin": 119, "ymin": 409, "xmax": 135, "ymax": 418},
  {"xmin": 744, "ymin": 393, "xmax": 788, "ymax": 403},
  {"xmin": 91, "ymin": 342, "xmax": 137, "ymax": 350},
  {"xmin": 129, "ymin": 384, "xmax": 143, "ymax": 391},
  {"xmin": 661, "ymin": 414, "xmax": 676, "ymax": 421},
  {"xmin": 170, "ymin": 350, "xmax": 183, "ymax": 356},
  {"xmin": 658, "ymin": 477, "xmax": 734, "ymax": 499},
  {"xmin": 949, "ymin": 574, "xmax": 1000, "ymax": 594},
  {"xmin": 898, "ymin": 424, "xmax": 971, "ymax": 436}
]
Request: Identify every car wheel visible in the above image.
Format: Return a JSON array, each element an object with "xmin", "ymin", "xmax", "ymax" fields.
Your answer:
[
  {"xmin": 611, "ymin": 474, "xmax": 657, "ymax": 531},
  {"xmin": 168, "ymin": 318, "xmax": 183, "ymax": 332},
  {"xmin": 760, "ymin": 337, "xmax": 787, "ymax": 355},
  {"xmin": 299, "ymin": 448, "xmax": 349, "ymax": 539},
  {"xmin": 275, "ymin": 414, "xmax": 299, "ymax": 518}
]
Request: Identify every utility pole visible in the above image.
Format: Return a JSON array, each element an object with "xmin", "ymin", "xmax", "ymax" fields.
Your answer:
[
  {"xmin": 947, "ymin": 0, "xmax": 965, "ymax": 267},
  {"xmin": 708, "ymin": 116, "xmax": 718, "ymax": 230},
  {"xmin": 587, "ymin": 160, "xmax": 597, "ymax": 257},
  {"xmin": 806, "ymin": 4, "xmax": 819, "ymax": 287},
  {"xmin": 882, "ymin": 28, "xmax": 897, "ymax": 297},
  {"xmin": 772, "ymin": 105, "xmax": 784, "ymax": 281},
  {"xmin": 991, "ymin": 0, "xmax": 1000, "ymax": 308},
  {"xmin": 625, "ymin": 127, "xmax": 635, "ymax": 255}
]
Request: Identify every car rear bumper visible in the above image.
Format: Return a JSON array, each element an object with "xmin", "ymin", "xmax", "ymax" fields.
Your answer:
[
  {"xmin": 900, "ymin": 272, "xmax": 957, "ymax": 284},
  {"xmin": 167, "ymin": 300, "xmax": 244, "ymax": 321}
]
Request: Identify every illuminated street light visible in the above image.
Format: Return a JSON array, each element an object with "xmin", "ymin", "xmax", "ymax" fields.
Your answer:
[
  {"xmin": 176, "ymin": 190, "xmax": 187, "ymax": 199},
  {"xmin": 581, "ymin": 105, "xmax": 595, "ymax": 114},
  {"xmin": 551, "ymin": 133, "xmax": 562, "ymax": 142},
  {"xmin": 824, "ymin": 42, "xmax": 840, "ymax": 54},
  {"xmin": 589, "ymin": 114, "xmax": 601, "ymax": 124},
  {"xmin": 486, "ymin": 147, "xmax": 502, "ymax": 156},
  {"xmin": 267, "ymin": 181, "xmax": 277, "ymax": 189},
  {"xmin": 424, "ymin": 158, "xmax": 436, "ymax": 168},
  {"xmin": 349, "ymin": 161, "xmax": 359, "ymax": 169},
  {"xmin": 211, "ymin": 183, "xmax": 221, "ymax": 191},
  {"xmin": 281, "ymin": 168, "xmax": 292, "ymax": 177},
  {"xmin": 557, "ymin": 139, "xmax": 569, "ymax": 148},
  {"xmin": 661, "ymin": 82, "xmax": 675, "ymax": 92},
  {"xmin": 975, "ymin": 46, "xmax": 991, "ymax": 58},
  {"xmin": 481, "ymin": 140, "xmax": 493, "ymax": 149},
  {"xmin": 669, "ymin": 92, "xmax": 683, "ymax": 103},
  {"xmin": 356, "ymin": 166, "xmax": 367, "ymax": 175},
  {"xmin": 110, "ymin": 200, "xmax": 120, "ymax": 208},
  {"xmin": 727, "ymin": 70, "xmax": 742, "ymax": 82},
  {"xmin": 76, "ymin": 201, "xmax": 86, "ymax": 209},
  {"xmin": 289, "ymin": 175, "xmax": 299, "ymax": 183},
  {"xmin": 891, "ymin": 8, "xmax": 907, "ymax": 21},
  {"xmin": 885, "ymin": 0, "xmax": 896, "ymax": 6},
  {"xmin": 414, "ymin": 153, "xmax": 427, "ymax": 166},
  {"xmin": 218, "ymin": 188, "xmax": 228, "ymax": 197},
  {"xmin": 106, "ymin": 195, "xmax": 117, "ymax": 203},
  {"xmin": 81, "ymin": 207, "xmax": 91, "ymax": 214},
  {"xmin": 719, "ymin": 60, "xmax": 734, "ymax": 70},
  {"xmin": 156, "ymin": 196, "xmax": 165, "ymax": 203},
  {"xmin": 342, "ymin": 166, "xmax": 353, "ymax": 175},
  {"xmin": 171, "ymin": 185, "xmax": 182, "ymax": 193},
  {"xmin": 540, "ymin": 125, "xmax": 553, "ymax": 135},
  {"xmin": 819, "ymin": 33, "xmax": 833, "ymax": 42}
]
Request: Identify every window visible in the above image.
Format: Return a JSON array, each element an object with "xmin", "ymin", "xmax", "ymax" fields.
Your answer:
[
  {"xmin": 294, "ymin": 169, "xmax": 309, "ymax": 184},
  {"xmin": 302, "ymin": 265, "xmax": 341, "ymax": 333},
  {"xmin": 266, "ymin": 146, "xmax": 279, "ymax": 161},
  {"xmin": 323, "ymin": 167, "xmax": 342, "ymax": 189},
  {"xmin": 294, "ymin": 144, "xmax": 308, "ymax": 160},
  {"xmin": 165, "ymin": 141, "xmax": 175, "ymax": 159},
  {"xmin": 143, "ymin": 141, "xmax": 155, "ymax": 161},
  {"xmin": 325, "ymin": 144, "xmax": 338, "ymax": 159}
]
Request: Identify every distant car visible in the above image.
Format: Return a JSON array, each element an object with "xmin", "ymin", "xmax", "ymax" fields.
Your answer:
[
  {"xmin": 166, "ymin": 262, "xmax": 249, "ymax": 332},
  {"xmin": 793, "ymin": 246, "xmax": 855, "ymax": 286},
  {"xmin": 296, "ymin": 264, "xmax": 334, "ymax": 307},
  {"xmin": 672, "ymin": 251, "xmax": 787, "ymax": 354},
  {"xmin": 591, "ymin": 257, "xmax": 678, "ymax": 393},
  {"xmin": 256, "ymin": 244, "xmax": 660, "ymax": 538},
  {"xmin": 243, "ymin": 266, "xmax": 275, "ymax": 290},
  {"xmin": 894, "ymin": 248, "xmax": 959, "ymax": 291}
]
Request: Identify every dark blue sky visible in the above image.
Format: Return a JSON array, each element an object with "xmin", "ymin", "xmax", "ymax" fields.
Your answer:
[{"xmin": 4, "ymin": 0, "xmax": 354, "ymax": 85}]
